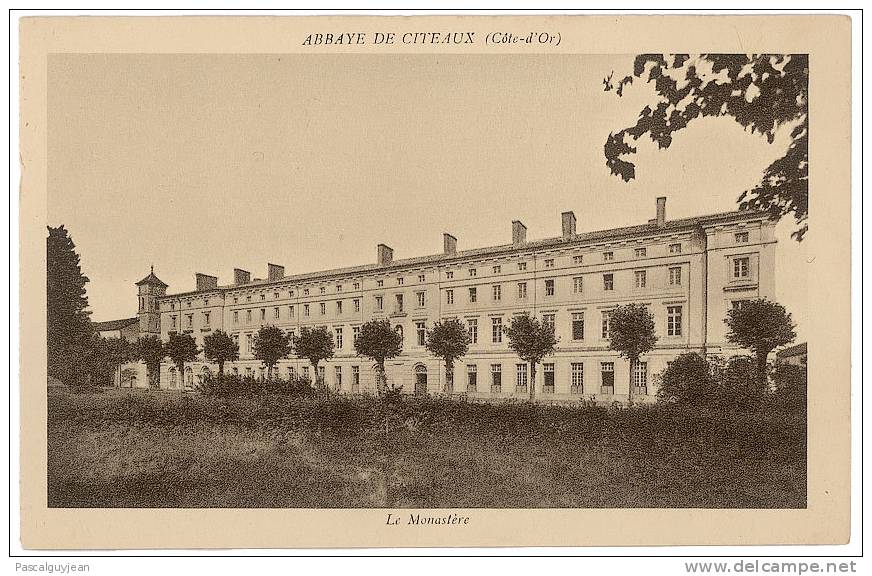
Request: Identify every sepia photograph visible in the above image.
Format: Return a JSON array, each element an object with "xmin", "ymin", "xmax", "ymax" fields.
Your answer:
[{"xmin": 16, "ymin": 13, "xmax": 854, "ymax": 551}]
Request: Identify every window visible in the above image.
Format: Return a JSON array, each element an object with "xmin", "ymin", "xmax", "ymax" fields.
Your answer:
[
  {"xmin": 603, "ymin": 274, "xmax": 614, "ymax": 291},
  {"xmin": 516, "ymin": 364, "xmax": 528, "ymax": 393},
  {"xmin": 246, "ymin": 295, "xmax": 252, "ymax": 302},
  {"xmin": 319, "ymin": 302, "xmax": 326, "ymax": 316},
  {"xmin": 377, "ymin": 280, "xmax": 384, "ymax": 287},
  {"xmin": 418, "ymin": 274, "xmax": 425, "ymax": 283},
  {"xmin": 543, "ymin": 363, "xmax": 555, "ymax": 394},
  {"xmin": 245, "ymin": 309, "xmax": 252, "ymax": 323},
  {"xmin": 397, "ymin": 277, "xmax": 404, "ymax": 285},
  {"xmin": 601, "ymin": 311, "xmax": 613, "ymax": 339},
  {"xmin": 303, "ymin": 289, "xmax": 309, "ymax": 296},
  {"xmin": 232, "ymin": 334, "xmax": 239, "ymax": 347},
  {"xmin": 669, "ymin": 267, "xmax": 682, "ymax": 286},
  {"xmin": 467, "ymin": 365, "xmax": 477, "ymax": 392},
  {"xmin": 545, "ymin": 279, "xmax": 555, "ymax": 296},
  {"xmin": 335, "ymin": 327, "xmax": 343, "ymax": 349},
  {"xmin": 353, "ymin": 282, "xmax": 360, "ymax": 290},
  {"xmin": 669, "ymin": 243, "xmax": 682, "ymax": 254},
  {"xmin": 573, "ymin": 276, "xmax": 583, "ymax": 293},
  {"xmin": 469, "ymin": 268, "xmax": 477, "ymax": 277},
  {"xmin": 395, "ymin": 325, "xmax": 403, "ymax": 342},
  {"xmin": 603, "ymin": 251, "xmax": 614, "ymax": 261},
  {"xmin": 634, "ymin": 247, "xmax": 647, "ymax": 258},
  {"xmin": 735, "ymin": 231, "xmax": 749, "ymax": 243},
  {"xmin": 467, "ymin": 319, "xmax": 478, "ymax": 344},
  {"xmin": 334, "ymin": 366, "xmax": 342, "ymax": 390},
  {"xmin": 171, "ymin": 303, "xmax": 176, "ymax": 311},
  {"xmin": 186, "ymin": 314, "xmax": 193, "ymax": 329},
  {"xmin": 351, "ymin": 366, "xmax": 360, "ymax": 393},
  {"xmin": 518, "ymin": 282, "xmax": 528, "ymax": 299},
  {"xmin": 395, "ymin": 294, "xmax": 404, "ymax": 313},
  {"xmin": 632, "ymin": 361, "xmax": 648, "ymax": 391},
  {"xmin": 446, "ymin": 290, "xmax": 454, "ymax": 305},
  {"xmin": 491, "ymin": 364, "xmax": 502, "ymax": 393},
  {"xmin": 571, "ymin": 363, "xmax": 584, "ymax": 394},
  {"xmin": 544, "ymin": 259, "xmax": 555, "ymax": 268},
  {"xmin": 303, "ymin": 304, "xmax": 310, "ymax": 317},
  {"xmin": 492, "ymin": 317, "xmax": 503, "ymax": 343},
  {"xmin": 469, "ymin": 287, "xmax": 477, "ymax": 303},
  {"xmin": 573, "ymin": 255, "xmax": 584, "ymax": 264},
  {"xmin": 302, "ymin": 366, "xmax": 310, "ymax": 379},
  {"xmin": 416, "ymin": 321, "xmax": 426, "ymax": 346},
  {"xmin": 634, "ymin": 270, "xmax": 647, "ymax": 288},
  {"xmin": 733, "ymin": 257, "xmax": 750, "ymax": 278},
  {"xmin": 446, "ymin": 271, "xmax": 454, "ymax": 279},
  {"xmin": 572, "ymin": 312, "xmax": 585, "ymax": 340},
  {"xmin": 233, "ymin": 311, "xmax": 239, "ymax": 324},
  {"xmin": 336, "ymin": 285, "xmax": 342, "ymax": 292},
  {"xmin": 320, "ymin": 287, "xmax": 326, "ymax": 294},
  {"xmin": 542, "ymin": 314, "xmax": 555, "ymax": 330},
  {"xmin": 732, "ymin": 299, "xmax": 750, "ymax": 310},
  {"xmin": 601, "ymin": 362, "xmax": 615, "ymax": 394},
  {"xmin": 246, "ymin": 333, "xmax": 253, "ymax": 354},
  {"xmin": 375, "ymin": 296, "xmax": 384, "ymax": 310},
  {"xmin": 492, "ymin": 284, "xmax": 502, "ymax": 301},
  {"xmin": 416, "ymin": 291, "xmax": 425, "ymax": 307},
  {"xmin": 336, "ymin": 300, "xmax": 343, "ymax": 314},
  {"xmin": 518, "ymin": 262, "xmax": 527, "ymax": 271},
  {"xmin": 289, "ymin": 305, "xmax": 295, "ymax": 318},
  {"xmin": 261, "ymin": 294, "xmax": 266, "ymax": 301},
  {"xmin": 492, "ymin": 265, "xmax": 501, "ymax": 274},
  {"xmin": 667, "ymin": 306, "xmax": 683, "ymax": 336},
  {"xmin": 353, "ymin": 299, "xmax": 360, "ymax": 312},
  {"xmin": 170, "ymin": 315, "xmax": 177, "ymax": 330},
  {"xmin": 318, "ymin": 366, "xmax": 325, "ymax": 384},
  {"xmin": 352, "ymin": 325, "xmax": 361, "ymax": 342},
  {"xmin": 289, "ymin": 291, "xmax": 295, "ymax": 297}
]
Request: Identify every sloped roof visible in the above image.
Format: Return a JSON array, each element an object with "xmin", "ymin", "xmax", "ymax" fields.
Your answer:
[
  {"xmin": 93, "ymin": 317, "xmax": 138, "ymax": 332},
  {"xmin": 776, "ymin": 342, "xmax": 807, "ymax": 358},
  {"xmin": 136, "ymin": 266, "xmax": 168, "ymax": 287},
  {"xmin": 162, "ymin": 208, "xmax": 769, "ymax": 298}
]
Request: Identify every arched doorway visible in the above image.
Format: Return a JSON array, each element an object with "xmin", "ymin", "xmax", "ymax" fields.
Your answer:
[
  {"xmin": 168, "ymin": 367, "xmax": 177, "ymax": 389},
  {"xmin": 185, "ymin": 367, "xmax": 193, "ymax": 390},
  {"xmin": 413, "ymin": 364, "xmax": 428, "ymax": 396}
]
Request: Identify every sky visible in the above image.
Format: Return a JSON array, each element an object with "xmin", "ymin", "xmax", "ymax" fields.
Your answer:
[{"xmin": 47, "ymin": 53, "xmax": 807, "ymax": 340}]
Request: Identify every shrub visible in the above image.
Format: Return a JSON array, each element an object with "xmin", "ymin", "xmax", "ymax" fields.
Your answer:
[
  {"xmin": 655, "ymin": 352, "xmax": 713, "ymax": 406},
  {"xmin": 770, "ymin": 363, "xmax": 807, "ymax": 412},
  {"xmin": 714, "ymin": 356, "xmax": 764, "ymax": 409},
  {"xmin": 196, "ymin": 373, "xmax": 315, "ymax": 397}
]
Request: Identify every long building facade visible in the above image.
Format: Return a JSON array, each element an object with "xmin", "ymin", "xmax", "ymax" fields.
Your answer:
[{"xmin": 133, "ymin": 197, "xmax": 776, "ymax": 401}]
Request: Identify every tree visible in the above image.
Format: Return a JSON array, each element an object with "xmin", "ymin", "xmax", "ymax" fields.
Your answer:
[
  {"xmin": 136, "ymin": 335, "xmax": 165, "ymax": 389},
  {"xmin": 46, "ymin": 225, "xmax": 94, "ymax": 386},
  {"xmin": 163, "ymin": 333, "xmax": 199, "ymax": 391},
  {"xmin": 608, "ymin": 304, "xmax": 658, "ymax": 403},
  {"xmin": 202, "ymin": 330, "xmax": 239, "ymax": 375},
  {"xmin": 724, "ymin": 298, "xmax": 796, "ymax": 392},
  {"xmin": 655, "ymin": 352, "xmax": 714, "ymax": 406},
  {"xmin": 120, "ymin": 367, "xmax": 139, "ymax": 388},
  {"xmin": 354, "ymin": 319, "xmax": 403, "ymax": 396},
  {"xmin": 295, "ymin": 326, "xmax": 336, "ymax": 396},
  {"xmin": 252, "ymin": 325, "xmax": 293, "ymax": 381},
  {"xmin": 94, "ymin": 336, "xmax": 133, "ymax": 387},
  {"xmin": 604, "ymin": 54, "xmax": 808, "ymax": 240},
  {"xmin": 425, "ymin": 318, "xmax": 471, "ymax": 393},
  {"xmin": 503, "ymin": 313, "xmax": 557, "ymax": 401}
]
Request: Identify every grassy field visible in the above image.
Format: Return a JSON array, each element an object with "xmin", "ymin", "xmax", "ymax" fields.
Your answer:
[{"xmin": 47, "ymin": 390, "xmax": 806, "ymax": 508}]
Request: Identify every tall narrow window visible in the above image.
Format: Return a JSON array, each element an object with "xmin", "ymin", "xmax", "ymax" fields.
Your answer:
[
  {"xmin": 492, "ymin": 317, "xmax": 502, "ymax": 343},
  {"xmin": 632, "ymin": 361, "xmax": 648, "ymax": 392},
  {"xmin": 273, "ymin": 307, "xmax": 279, "ymax": 319},
  {"xmin": 603, "ymin": 274, "xmax": 614, "ymax": 291},
  {"xmin": 571, "ymin": 363, "xmax": 584, "ymax": 394},
  {"xmin": 573, "ymin": 276, "xmax": 583, "ymax": 293},
  {"xmin": 353, "ymin": 299, "xmax": 360, "ymax": 312},
  {"xmin": 467, "ymin": 318, "xmax": 478, "ymax": 344},
  {"xmin": 446, "ymin": 290, "xmax": 454, "ymax": 305},
  {"xmin": 492, "ymin": 284, "xmax": 502, "ymax": 302},
  {"xmin": 375, "ymin": 296, "xmax": 384, "ymax": 310},
  {"xmin": 516, "ymin": 364, "xmax": 528, "ymax": 393},
  {"xmin": 469, "ymin": 287, "xmax": 477, "ymax": 303},
  {"xmin": 335, "ymin": 327, "xmax": 343, "ymax": 349},
  {"xmin": 303, "ymin": 304, "xmax": 309, "ymax": 317},
  {"xmin": 233, "ymin": 311, "xmax": 239, "ymax": 324},
  {"xmin": 334, "ymin": 366, "xmax": 342, "ymax": 391},
  {"xmin": 351, "ymin": 366, "xmax": 360, "ymax": 393},
  {"xmin": 416, "ymin": 321, "xmax": 426, "ymax": 346},
  {"xmin": 336, "ymin": 300, "xmax": 343, "ymax": 314},
  {"xmin": 545, "ymin": 279, "xmax": 555, "ymax": 296},
  {"xmin": 416, "ymin": 291, "xmax": 425, "ymax": 307},
  {"xmin": 572, "ymin": 312, "xmax": 585, "ymax": 340},
  {"xmin": 467, "ymin": 365, "xmax": 477, "ymax": 393},
  {"xmin": 733, "ymin": 257, "xmax": 750, "ymax": 278},
  {"xmin": 319, "ymin": 302, "xmax": 326, "ymax": 316},
  {"xmin": 395, "ymin": 294, "xmax": 404, "ymax": 312},
  {"xmin": 517, "ymin": 282, "xmax": 527, "ymax": 299},
  {"xmin": 667, "ymin": 305, "xmax": 683, "ymax": 336},
  {"xmin": 601, "ymin": 310, "xmax": 613, "ymax": 339},
  {"xmin": 543, "ymin": 363, "xmax": 555, "ymax": 394},
  {"xmin": 669, "ymin": 267, "xmax": 682, "ymax": 286},
  {"xmin": 600, "ymin": 362, "xmax": 615, "ymax": 394},
  {"xmin": 542, "ymin": 314, "xmax": 555, "ymax": 330},
  {"xmin": 634, "ymin": 270, "xmax": 647, "ymax": 288},
  {"xmin": 491, "ymin": 364, "xmax": 502, "ymax": 393}
]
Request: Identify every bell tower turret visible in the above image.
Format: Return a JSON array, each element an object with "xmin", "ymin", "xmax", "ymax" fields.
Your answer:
[{"xmin": 136, "ymin": 266, "xmax": 168, "ymax": 336}]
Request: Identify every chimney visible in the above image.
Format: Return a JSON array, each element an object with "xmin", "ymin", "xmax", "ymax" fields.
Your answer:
[
  {"xmin": 443, "ymin": 233, "xmax": 457, "ymax": 255},
  {"xmin": 195, "ymin": 273, "xmax": 218, "ymax": 291},
  {"xmin": 656, "ymin": 197, "xmax": 667, "ymax": 227},
  {"xmin": 512, "ymin": 220, "xmax": 527, "ymax": 245},
  {"xmin": 234, "ymin": 268, "xmax": 251, "ymax": 285},
  {"xmin": 268, "ymin": 263, "xmax": 285, "ymax": 281},
  {"xmin": 561, "ymin": 211, "xmax": 577, "ymax": 239},
  {"xmin": 377, "ymin": 243, "xmax": 394, "ymax": 266}
]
